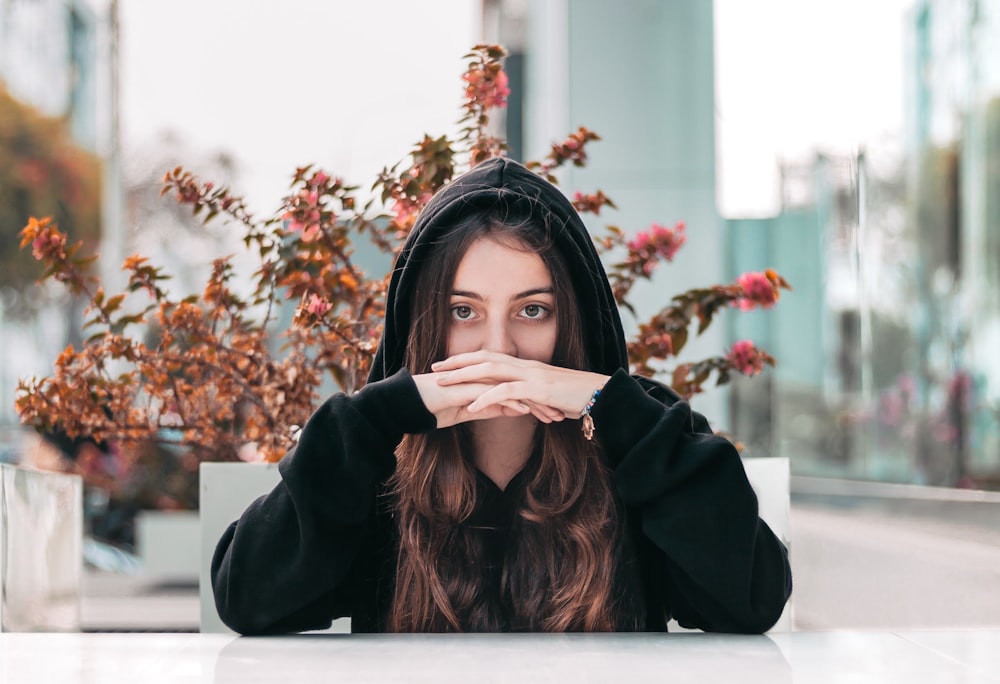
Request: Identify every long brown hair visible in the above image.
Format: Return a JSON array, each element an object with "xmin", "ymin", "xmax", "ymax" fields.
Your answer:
[{"xmin": 386, "ymin": 202, "xmax": 629, "ymax": 631}]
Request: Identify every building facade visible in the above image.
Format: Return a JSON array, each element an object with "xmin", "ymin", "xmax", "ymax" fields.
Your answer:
[
  {"xmin": 0, "ymin": 0, "xmax": 99, "ymax": 150},
  {"xmin": 726, "ymin": 0, "xmax": 1000, "ymax": 487},
  {"xmin": 485, "ymin": 0, "xmax": 729, "ymax": 423}
]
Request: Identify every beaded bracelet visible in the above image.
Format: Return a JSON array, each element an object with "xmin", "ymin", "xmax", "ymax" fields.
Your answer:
[{"xmin": 580, "ymin": 388, "xmax": 602, "ymax": 441}]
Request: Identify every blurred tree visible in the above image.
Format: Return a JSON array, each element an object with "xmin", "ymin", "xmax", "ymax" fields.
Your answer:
[{"xmin": 0, "ymin": 86, "xmax": 101, "ymax": 317}]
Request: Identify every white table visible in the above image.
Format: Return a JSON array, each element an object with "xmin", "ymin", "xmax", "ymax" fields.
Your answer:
[{"xmin": 2, "ymin": 630, "xmax": 999, "ymax": 683}]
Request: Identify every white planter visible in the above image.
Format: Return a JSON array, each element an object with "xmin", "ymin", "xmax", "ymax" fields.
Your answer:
[
  {"xmin": 0, "ymin": 464, "xmax": 82, "ymax": 632},
  {"xmin": 743, "ymin": 456, "xmax": 792, "ymax": 632},
  {"xmin": 134, "ymin": 510, "xmax": 200, "ymax": 584},
  {"xmin": 199, "ymin": 462, "xmax": 280, "ymax": 633}
]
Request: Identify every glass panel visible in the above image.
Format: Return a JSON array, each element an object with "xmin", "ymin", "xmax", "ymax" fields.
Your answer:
[{"xmin": 1, "ymin": 465, "xmax": 82, "ymax": 632}]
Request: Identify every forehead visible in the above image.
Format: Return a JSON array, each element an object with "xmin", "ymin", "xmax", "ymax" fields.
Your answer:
[{"xmin": 452, "ymin": 236, "xmax": 552, "ymax": 289}]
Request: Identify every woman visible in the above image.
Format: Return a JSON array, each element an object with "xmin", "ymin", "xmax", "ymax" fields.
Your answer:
[{"xmin": 211, "ymin": 157, "xmax": 792, "ymax": 634}]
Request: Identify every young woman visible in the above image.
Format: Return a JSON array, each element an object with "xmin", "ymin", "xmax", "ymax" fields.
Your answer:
[{"xmin": 211, "ymin": 157, "xmax": 792, "ymax": 634}]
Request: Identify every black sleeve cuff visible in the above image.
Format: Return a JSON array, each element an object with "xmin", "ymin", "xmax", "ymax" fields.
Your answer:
[
  {"xmin": 348, "ymin": 368, "xmax": 437, "ymax": 447},
  {"xmin": 588, "ymin": 368, "xmax": 683, "ymax": 463}
]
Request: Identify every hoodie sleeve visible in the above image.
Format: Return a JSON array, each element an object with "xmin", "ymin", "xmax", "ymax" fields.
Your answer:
[
  {"xmin": 591, "ymin": 369, "xmax": 792, "ymax": 634},
  {"xmin": 210, "ymin": 369, "xmax": 436, "ymax": 635}
]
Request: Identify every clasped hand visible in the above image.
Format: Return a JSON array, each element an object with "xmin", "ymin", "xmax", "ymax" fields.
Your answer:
[{"xmin": 411, "ymin": 351, "xmax": 610, "ymax": 430}]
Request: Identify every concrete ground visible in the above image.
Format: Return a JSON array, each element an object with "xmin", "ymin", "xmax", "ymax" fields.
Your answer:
[
  {"xmin": 82, "ymin": 571, "xmax": 199, "ymax": 632},
  {"xmin": 790, "ymin": 502, "xmax": 1000, "ymax": 630},
  {"xmin": 80, "ymin": 499, "xmax": 1000, "ymax": 632}
]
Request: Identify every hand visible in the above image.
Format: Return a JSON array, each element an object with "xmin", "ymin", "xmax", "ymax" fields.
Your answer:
[
  {"xmin": 429, "ymin": 351, "xmax": 609, "ymax": 424},
  {"xmin": 411, "ymin": 373, "xmax": 541, "ymax": 429}
]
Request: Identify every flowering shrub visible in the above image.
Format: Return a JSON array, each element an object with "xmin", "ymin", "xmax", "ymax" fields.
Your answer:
[
  {"xmin": 0, "ymin": 86, "xmax": 102, "ymax": 315},
  {"xmin": 16, "ymin": 45, "xmax": 789, "ymax": 471}
]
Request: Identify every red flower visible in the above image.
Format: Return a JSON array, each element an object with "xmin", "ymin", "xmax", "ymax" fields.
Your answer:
[
  {"xmin": 305, "ymin": 294, "xmax": 332, "ymax": 316},
  {"xmin": 726, "ymin": 340, "xmax": 766, "ymax": 376},
  {"xmin": 628, "ymin": 222, "xmax": 686, "ymax": 262},
  {"xmin": 463, "ymin": 67, "xmax": 510, "ymax": 109},
  {"xmin": 735, "ymin": 271, "xmax": 778, "ymax": 311}
]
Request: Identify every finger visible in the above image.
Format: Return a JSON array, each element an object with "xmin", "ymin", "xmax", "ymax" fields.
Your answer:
[
  {"xmin": 468, "ymin": 386, "xmax": 564, "ymax": 425},
  {"xmin": 457, "ymin": 400, "xmax": 534, "ymax": 425},
  {"xmin": 524, "ymin": 400, "xmax": 566, "ymax": 423},
  {"xmin": 436, "ymin": 362, "xmax": 528, "ymax": 386},
  {"xmin": 432, "ymin": 351, "xmax": 530, "ymax": 373},
  {"xmin": 466, "ymin": 381, "xmax": 535, "ymax": 413},
  {"xmin": 440, "ymin": 356, "xmax": 550, "ymax": 387},
  {"xmin": 498, "ymin": 401, "xmax": 554, "ymax": 423},
  {"xmin": 498, "ymin": 400, "xmax": 533, "ymax": 416},
  {"xmin": 438, "ymin": 401, "xmax": 512, "ymax": 428}
]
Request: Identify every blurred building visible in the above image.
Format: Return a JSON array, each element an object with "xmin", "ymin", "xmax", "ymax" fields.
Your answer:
[
  {"xmin": 485, "ymin": 0, "xmax": 1000, "ymax": 489},
  {"xmin": 905, "ymin": 0, "xmax": 1000, "ymax": 485},
  {"xmin": 726, "ymin": 0, "xmax": 1000, "ymax": 488},
  {"xmin": 485, "ymin": 0, "xmax": 729, "ymax": 422},
  {"xmin": 0, "ymin": 0, "xmax": 99, "ymax": 150}
]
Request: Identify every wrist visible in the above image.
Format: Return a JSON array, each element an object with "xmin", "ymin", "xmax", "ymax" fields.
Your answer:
[{"xmin": 577, "ymin": 373, "xmax": 610, "ymax": 441}]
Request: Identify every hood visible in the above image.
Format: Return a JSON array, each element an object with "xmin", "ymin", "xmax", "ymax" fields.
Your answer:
[{"xmin": 367, "ymin": 156, "xmax": 627, "ymax": 383}]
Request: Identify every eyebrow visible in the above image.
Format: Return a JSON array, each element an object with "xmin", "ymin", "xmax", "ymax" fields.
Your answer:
[{"xmin": 451, "ymin": 286, "xmax": 554, "ymax": 302}]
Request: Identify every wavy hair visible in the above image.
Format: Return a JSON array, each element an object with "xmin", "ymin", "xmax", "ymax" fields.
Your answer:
[{"xmin": 386, "ymin": 198, "xmax": 630, "ymax": 631}]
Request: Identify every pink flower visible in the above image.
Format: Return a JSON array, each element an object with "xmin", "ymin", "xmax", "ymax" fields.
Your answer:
[
  {"xmin": 283, "ymin": 207, "xmax": 323, "ymax": 242},
  {"xmin": 31, "ymin": 236, "xmax": 47, "ymax": 260},
  {"xmin": 463, "ymin": 67, "xmax": 510, "ymax": 109},
  {"xmin": 300, "ymin": 223, "xmax": 321, "ymax": 242},
  {"xmin": 490, "ymin": 70, "xmax": 510, "ymax": 107},
  {"xmin": 305, "ymin": 293, "xmax": 332, "ymax": 316},
  {"xmin": 32, "ymin": 232, "xmax": 64, "ymax": 260},
  {"xmin": 628, "ymin": 232, "xmax": 651, "ymax": 252},
  {"xmin": 392, "ymin": 199, "xmax": 417, "ymax": 229},
  {"xmin": 656, "ymin": 333, "xmax": 674, "ymax": 357},
  {"xmin": 735, "ymin": 271, "xmax": 778, "ymax": 311},
  {"xmin": 628, "ymin": 222, "xmax": 686, "ymax": 261},
  {"xmin": 392, "ymin": 195, "xmax": 430, "ymax": 230},
  {"xmin": 726, "ymin": 339, "xmax": 765, "ymax": 376}
]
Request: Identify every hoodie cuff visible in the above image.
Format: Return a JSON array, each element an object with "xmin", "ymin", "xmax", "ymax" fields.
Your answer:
[
  {"xmin": 349, "ymin": 368, "xmax": 437, "ymax": 447},
  {"xmin": 588, "ymin": 368, "xmax": 680, "ymax": 465}
]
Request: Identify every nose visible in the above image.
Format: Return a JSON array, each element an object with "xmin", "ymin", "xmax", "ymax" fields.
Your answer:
[{"xmin": 483, "ymin": 317, "xmax": 517, "ymax": 356}]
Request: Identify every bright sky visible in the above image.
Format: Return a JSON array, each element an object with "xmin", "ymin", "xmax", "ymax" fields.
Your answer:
[
  {"xmin": 119, "ymin": 0, "xmax": 480, "ymax": 217},
  {"xmin": 715, "ymin": 0, "xmax": 915, "ymax": 216},
  {"xmin": 112, "ymin": 0, "xmax": 916, "ymax": 219}
]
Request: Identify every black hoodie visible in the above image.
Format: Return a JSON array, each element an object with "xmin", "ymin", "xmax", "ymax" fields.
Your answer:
[{"xmin": 211, "ymin": 158, "xmax": 792, "ymax": 635}]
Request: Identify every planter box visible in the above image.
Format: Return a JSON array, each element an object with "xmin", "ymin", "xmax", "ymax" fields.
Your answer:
[
  {"xmin": 199, "ymin": 462, "xmax": 351, "ymax": 634},
  {"xmin": 0, "ymin": 464, "xmax": 83, "ymax": 632},
  {"xmin": 743, "ymin": 456, "xmax": 791, "ymax": 632},
  {"xmin": 199, "ymin": 462, "xmax": 280, "ymax": 634},
  {"xmin": 135, "ymin": 510, "xmax": 200, "ymax": 584}
]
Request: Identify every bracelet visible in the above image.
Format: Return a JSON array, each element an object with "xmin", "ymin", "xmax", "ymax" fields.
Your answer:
[{"xmin": 580, "ymin": 388, "xmax": 601, "ymax": 441}]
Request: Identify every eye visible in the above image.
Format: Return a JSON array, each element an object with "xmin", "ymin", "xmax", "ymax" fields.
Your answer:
[
  {"xmin": 451, "ymin": 304, "xmax": 475, "ymax": 321},
  {"xmin": 521, "ymin": 303, "xmax": 550, "ymax": 320}
]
